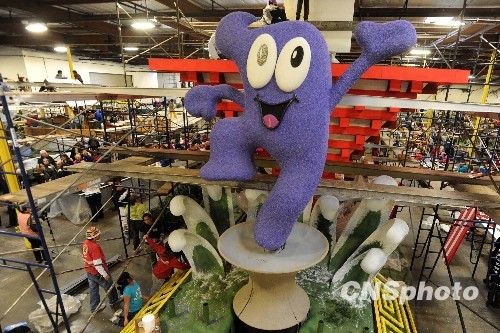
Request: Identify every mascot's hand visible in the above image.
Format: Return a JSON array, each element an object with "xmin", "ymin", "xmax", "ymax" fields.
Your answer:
[{"xmin": 185, "ymin": 85, "xmax": 219, "ymax": 121}]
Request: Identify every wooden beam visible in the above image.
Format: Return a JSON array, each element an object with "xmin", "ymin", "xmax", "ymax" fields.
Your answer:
[
  {"xmin": 0, "ymin": 173, "xmax": 98, "ymax": 204},
  {"xmin": 66, "ymin": 162, "xmax": 500, "ymax": 210},
  {"xmin": 451, "ymin": 183, "xmax": 500, "ymax": 224},
  {"xmin": 0, "ymin": 10, "xmax": 262, "ymax": 24},
  {"xmin": 4, "ymin": 89, "xmax": 188, "ymax": 102},
  {"xmin": 99, "ymin": 147, "xmax": 500, "ymax": 187},
  {"xmin": 356, "ymin": 7, "xmax": 500, "ymax": 18},
  {"xmin": 0, "ymin": 157, "xmax": 155, "ymax": 204},
  {"xmin": 39, "ymin": 0, "xmax": 117, "ymax": 4}
]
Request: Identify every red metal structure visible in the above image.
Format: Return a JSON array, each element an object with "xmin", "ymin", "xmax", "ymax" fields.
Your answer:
[{"xmin": 149, "ymin": 59, "xmax": 469, "ymax": 162}]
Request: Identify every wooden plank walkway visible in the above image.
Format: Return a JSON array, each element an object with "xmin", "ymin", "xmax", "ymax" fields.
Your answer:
[
  {"xmin": 67, "ymin": 162, "xmax": 500, "ymax": 211},
  {"xmin": 98, "ymin": 147, "xmax": 500, "ymax": 187},
  {"xmin": 0, "ymin": 157, "xmax": 155, "ymax": 204}
]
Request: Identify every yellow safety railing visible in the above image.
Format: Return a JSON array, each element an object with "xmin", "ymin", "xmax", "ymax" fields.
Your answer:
[{"xmin": 121, "ymin": 269, "xmax": 192, "ymax": 333}]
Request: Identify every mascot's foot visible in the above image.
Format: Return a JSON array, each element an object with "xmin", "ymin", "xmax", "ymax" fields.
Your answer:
[
  {"xmin": 200, "ymin": 158, "xmax": 256, "ymax": 181},
  {"xmin": 254, "ymin": 218, "xmax": 291, "ymax": 251}
]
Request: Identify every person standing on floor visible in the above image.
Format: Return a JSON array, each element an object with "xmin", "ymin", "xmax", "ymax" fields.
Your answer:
[
  {"xmin": 146, "ymin": 234, "xmax": 190, "ymax": 295},
  {"xmin": 111, "ymin": 272, "xmax": 148, "ymax": 326},
  {"xmin": 168, "ymin": 98, "xmax": 176, "ymax": 119},
  {"xmin": 128, "ymin": 194, "xmax": 147, "ymax": 250},
  {"xmin": 140, "ymin": 212, "xmax": 162, "ymax": 265},
  {"xmin": 82, "ymin": 226, "xmax": 121, "ymax": 312},
  {"xmin": 18, "ymin": 208, "xmax": 47, "ymax": 263},
  {"xmin": 115, "ymin": 182, "xmax": 130, "ymax": 237},
  {"xmin": 84, "ymin": 183, "xmax": 104, "ymax": 222},
  {"xmin": 296, "ymin": 0, "xmax": 309, "ymax": 21}
]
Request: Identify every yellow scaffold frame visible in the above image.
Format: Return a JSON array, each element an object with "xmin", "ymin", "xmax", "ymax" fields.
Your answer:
[
  {"xmin": 121, "ymin": 269, "xmax": 192, "ymax": 333},
  {"xmin": 373, "ymin": 274, "xmax": 418, "ymax": 333}
]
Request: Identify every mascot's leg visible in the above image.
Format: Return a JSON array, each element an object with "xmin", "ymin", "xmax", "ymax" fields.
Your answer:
[
  {"xmin": 254, "ymin": 159, "xmax": 322, "ymax": 250},
  {"xmin": 201, "ymin": 118, "xmax": 257, "ymax": 181}
]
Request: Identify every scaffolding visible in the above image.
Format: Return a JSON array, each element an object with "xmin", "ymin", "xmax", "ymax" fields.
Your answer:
[
  {"xmin": 0, "ymin": 84, "xmax": 215, "ymax": 331},
  {"xmin": 0, "ymin": 86, "xmax": 71, "ymax": 331},
  {"xmin": 2, "ymin": 78, "xmax": 500, "ymax": 332}
]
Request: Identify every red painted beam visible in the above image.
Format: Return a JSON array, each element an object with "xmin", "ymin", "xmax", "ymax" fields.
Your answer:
[
  {"xmin": 149, "ymin": 59, "xmax": 470, "ymax": 85},
  {"xmin": 150, "ymin": 58, "xmax": 239, "ymax": 73},
  {"xmin": 329, "ymin": 125, "xmax": 380, "ymax": 136},
  {"xmin": 332, "ymin": 108, "xmax": 398, "ymax": 121},
  {"xmin": 331, "ymin": 64, "xmax": 469, "ymax": 84},
  {"xmin": 326, "ymin": 154, "xmax": 351, "ymax": 162},
  {"xmin": 328, "ymin": 140, "xmax": 363, "ymax": 149},
  {"xmin": 217, "ymin": 101, "xmax": 243, "ymax": 112}
]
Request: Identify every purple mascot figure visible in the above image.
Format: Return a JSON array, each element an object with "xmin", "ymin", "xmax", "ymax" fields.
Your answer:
[{"xmin": 185, "ymin": 12, "xmax": 416, "ymax": 250}]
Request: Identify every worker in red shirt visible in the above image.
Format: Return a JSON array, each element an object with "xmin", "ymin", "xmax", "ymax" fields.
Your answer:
[
  {"xmin": 82, "ymin": 227, "xmax": 121, "ymax": 312},
  {"xmin": 146, "ymin": 234, "xmax": 190, "ymax": 295}
]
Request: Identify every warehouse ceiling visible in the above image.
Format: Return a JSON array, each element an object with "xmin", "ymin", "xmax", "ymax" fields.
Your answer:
[{"xmin": 0, "ymin": 0, "xmax": 498, "ymax": 82}]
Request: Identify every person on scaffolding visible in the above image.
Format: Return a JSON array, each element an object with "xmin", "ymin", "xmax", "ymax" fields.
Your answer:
[
  {"xmin": 296, "ymin": 0, "xmax": 309, "ymax": 21},
  {"xmin": 18, "ymin": 207, "xmax": 47, "ymax": 264},
  {"xmin": 261, "ymin": 0, "xmax": 288, "ymax": 25}
]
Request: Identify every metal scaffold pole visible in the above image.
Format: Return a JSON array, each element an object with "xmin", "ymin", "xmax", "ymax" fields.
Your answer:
[{"xmin": 0, "ymin": 86, "xmax": 71, "ymax": 332}]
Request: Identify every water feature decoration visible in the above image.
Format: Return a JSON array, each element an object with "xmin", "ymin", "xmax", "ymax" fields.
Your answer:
[
  {"xmin": 170, "ymin": 195, "xmax": 219, "ymax": 250},
  {"xmin": 157, "ymin": 176, "xmax": 411, "ymax": 332},
  {"xmin": 202, "ymin": 185, "xmax": 235, "ymax": 234}
]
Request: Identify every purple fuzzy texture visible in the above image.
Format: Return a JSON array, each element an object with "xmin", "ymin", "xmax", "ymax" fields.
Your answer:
[{"xmin": 185, "ymin": 12, "xmax": 416, "ymax": 250}]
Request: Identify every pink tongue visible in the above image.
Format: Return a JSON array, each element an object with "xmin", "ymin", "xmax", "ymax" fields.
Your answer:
[{"xmin": 263, "ymin": 114, "xmax": 279, "ymax": 129}]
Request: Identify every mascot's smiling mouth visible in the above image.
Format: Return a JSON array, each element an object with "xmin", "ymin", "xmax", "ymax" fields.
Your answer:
[{"xmin": 255, "ymin": 95, "xmax": 298, "ymax": 130}]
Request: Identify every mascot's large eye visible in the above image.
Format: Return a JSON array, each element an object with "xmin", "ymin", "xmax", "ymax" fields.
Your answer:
[
  {"xmin": 275, "ymin": 37, "xmax": 311, "ymax": 92},
  {"xmin": 247, "ymin": 34, "xmax": 278, "ymax": 89}
]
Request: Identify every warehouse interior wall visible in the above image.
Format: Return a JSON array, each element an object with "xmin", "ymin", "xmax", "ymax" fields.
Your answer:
[{"xmin": 0, "ymin": 47, "xmax": 170, "ymax": 89}]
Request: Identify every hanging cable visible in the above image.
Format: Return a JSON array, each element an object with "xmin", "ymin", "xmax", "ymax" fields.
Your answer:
[
  {"xmin": 53, "ymin": 251, "xmax": 154, "ymax": 276},
  {"xmin": 0, "ymin": 237, "xmax": 123, "ymax": 256},
  {"xmin": 79, "ymin": 196, "xmax": 171, "ymax": 332},
  {"xmin": 0, "ymin": 103, "xmax": 165, "ymax": 320}
]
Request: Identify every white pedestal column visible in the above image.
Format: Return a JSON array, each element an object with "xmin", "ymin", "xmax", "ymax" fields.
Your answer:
[{"xmin": 218, "ymin": 221, "xmax": 328, "ymax": 331}]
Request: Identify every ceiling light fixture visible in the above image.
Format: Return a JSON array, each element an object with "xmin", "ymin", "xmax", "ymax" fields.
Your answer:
[
  {"xmin": 131, "ymin": 20, "xmax": 155, "ymax": 30},
  {"xmin": 26, "ymin": 23, "xmax": 48, "ymax": 33},
  {"xmin": 124, "ymin": 46, "xmax": 139, "ymax": 51},
  {"xmin": 410, "ymin": 49, "xmax": 431, "ymax": 55},
  {"xmin": 424, "ymin": 17, "xmax": 464, "ymax": 26},
  {"xmin": 54, "ymin": 46, "xmax": 67, "ymax": 53}
]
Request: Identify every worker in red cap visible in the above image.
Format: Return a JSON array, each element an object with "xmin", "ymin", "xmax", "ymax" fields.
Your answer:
[{"xmin": 82, "ymin": 226, "xmax": 122, "ymax": 312}]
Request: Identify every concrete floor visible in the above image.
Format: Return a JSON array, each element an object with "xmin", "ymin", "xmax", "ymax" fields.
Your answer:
[
  {"xmin": 1, "ymin": 199, "xmax": 499, "ymax": 332},
  {"xmin": 0, "ymin": 205, "xmax": 148, "ymax": 333},
  {"xmin": 399, "ymin": 205, "xmax": 500, "ymax": 333}
]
